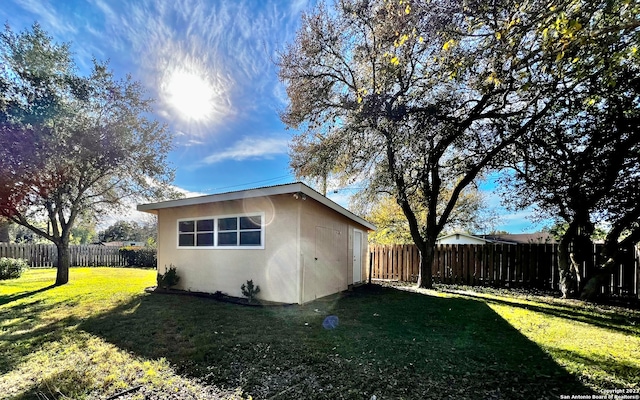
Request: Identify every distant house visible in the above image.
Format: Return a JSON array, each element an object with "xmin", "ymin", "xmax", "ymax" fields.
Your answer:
[
  {"xmin": 436, "ymin": 232, "xmax": 557, "ymax": 245},
  {"xmin": 480, "ymin": 233, "xmax": 557, "ymax": 244},
  {"xmin": 137, "ymin": 182, "xmax": 375, "ymax": 304},
  {"xmin": 101, "ymin": 241, "xmax": 146, "ymax": 248},
  {"xmin": 436, "ymin": 232, "xmax": 509, "ymax": 245}
]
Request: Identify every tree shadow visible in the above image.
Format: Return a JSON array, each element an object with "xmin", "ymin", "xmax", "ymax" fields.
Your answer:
[
  {"xmin": 0, "ymin": 283, "xmax": 82, "ymax": 378},
  {"xmin": 77, "ymin": 285, "xmax": 593, "ymax": 399},
  {"xmin": 0, "ymin": 284, "xmax": 56, "ymax": 306},
  {"xmin": 441, "ymin": 290, "xmax": 640, "ymax": 336},
  {"xmin": 545, "ymin": 346, "xmax": 640, "ymax": 390},
  {"xmin": 0, "ymin": 299, "xmax": 79, "ymax": 376}
]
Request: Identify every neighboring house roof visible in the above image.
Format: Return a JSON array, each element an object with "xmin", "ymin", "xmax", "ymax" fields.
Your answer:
[
  {"xmin": 436, "ymin": 232, "xmax": 513, "ymax": 245},
  {"xmin": 137, "ymin": 182, "xmax": 376, "ymax": 231},
  {"xmin": 437, "ymin": 232, "xmax": 557, "ymax": 245},
  {"xmin": 480, "ymin": 233, "xmax": 557, "ymax": 244},
  {"xmin": 101, "ymin": 241, "xmax": 124, "ymax": 247},
  {"xmin": 101, "ymin": 241, "xmax": 146, "ymax": 247}
]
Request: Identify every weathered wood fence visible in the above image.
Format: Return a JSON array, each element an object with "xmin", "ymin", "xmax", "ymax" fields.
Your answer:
[
  {"xmin": 369, "ymin": 244, "xmax": 640, "ymax": 298},
  {"xmin": 0, "ymin": 244, "xmax": 126, "ymax": 268}
]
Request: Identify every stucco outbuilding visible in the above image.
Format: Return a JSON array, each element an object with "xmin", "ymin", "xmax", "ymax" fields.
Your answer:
[{"xmin": 137, "ymin": 182, "xmax": 375, "ymax": 304}]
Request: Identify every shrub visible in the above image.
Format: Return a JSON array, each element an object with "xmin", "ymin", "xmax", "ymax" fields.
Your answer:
[
  {"xmin": 0, "ymin": 257, "xmax": 29, "ymax": 280},
  {"xmin": 241, "ymin": 279, "xmax": 261, "ymax": 303},
  {"xmin": 157, "ymin": 264, "xmax": 180, "ymax": 289},
  {"xmin": 119, "ymin": 246, "xmax": 157, "ymax": 268}
]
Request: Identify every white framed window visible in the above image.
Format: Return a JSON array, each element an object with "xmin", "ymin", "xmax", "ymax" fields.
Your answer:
[{"xmin": 177, "ymin": 213, "xmax": 264, "ymax": 249}]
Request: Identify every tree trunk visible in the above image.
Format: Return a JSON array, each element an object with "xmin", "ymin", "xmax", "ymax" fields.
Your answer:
[
  {"xmin": 417, "ymin": 244, "xmax": 434, "ymax": 289},
  {"xmin": 557, "ymin": 233, "xmax": 576, "ymax": 298},
  {"xmin": 0, "ymin": 221, "xmax": 10, "ymax": 242},
  {"xmin": 55, "ymin": 240, "xmax": 70, "ymax": 285},
  {"xmin": 580, "ymin": 241, "xmax": 619, "ymax": 300},
  {"xmin": 580, "ymin": 269, "xmax": 609, "ymax": 301},
  {"xmin": 581, "ymin": 253, "xmax": 618, "ymax": 301}
]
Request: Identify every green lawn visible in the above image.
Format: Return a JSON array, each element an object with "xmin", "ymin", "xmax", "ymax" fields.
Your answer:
[{"xmin": 1, "ymin": 268, "xmax": 638, "ymax": 399}]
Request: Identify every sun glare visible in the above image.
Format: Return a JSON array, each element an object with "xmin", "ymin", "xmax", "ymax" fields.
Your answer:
[{"xmin": 163, "ymin": 68, "xmax": 216, "ymax": 122}]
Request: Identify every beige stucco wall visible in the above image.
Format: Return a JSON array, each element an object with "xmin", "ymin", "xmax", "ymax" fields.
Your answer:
[
  {"xmin": 156, "ymin": 192, "xmax": 370, "ymax": 304},
  {"xmin": 298, "ymin": 197, "xmax": 369, "ymax": 303},
  {"xmin": 156, "ymin": 194, "xmax": 300, "ymax": 304}
]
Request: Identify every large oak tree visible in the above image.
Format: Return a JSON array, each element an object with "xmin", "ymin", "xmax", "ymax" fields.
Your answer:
[
  {"xmin": 501, "ymin": 0, "xmax": 640, "ymax": 298},
  {"xmin": 279, "ymin": 0, "xmax": 564, "ymax": 288},
  {"xmin": 0, "ymin": 24, "xmax": 175, "ymax": 285}
]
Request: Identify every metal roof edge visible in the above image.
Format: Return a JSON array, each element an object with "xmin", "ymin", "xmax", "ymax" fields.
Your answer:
[
  {"xmin": 137, "ymin": 182, "xmax": 376, "ymax": 231},
  {"xmin": 436, "ymin": 232, "xmax": 486, "ymax": 241}
]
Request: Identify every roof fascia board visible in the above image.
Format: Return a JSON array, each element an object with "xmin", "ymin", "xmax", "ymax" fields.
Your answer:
[
  {"xmin": 437, "ymin": 232, "xmax": 486, "ymax": 241},
  {"xmin": 137, "ymin": 182, "xmax": 375, "ymax": 231},
  {"xmin": 136, "ymin": 183, "xmax": 305, "ymax": 212}
]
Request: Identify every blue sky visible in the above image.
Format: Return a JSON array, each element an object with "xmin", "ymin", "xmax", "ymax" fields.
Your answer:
[{"xmin": 1, "ymin": 0, "xmax": 545, "ymax": 233}]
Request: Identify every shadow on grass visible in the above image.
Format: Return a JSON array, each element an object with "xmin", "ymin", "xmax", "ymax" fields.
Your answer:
[
  {"xmin": 546, "ymin": 346, "xmax": 640, "ymax": 389},
  {"xmin": 0, "ymin": 283, "xmax": 83, "ymax": 378},
  {"xmin": 78, "ymin": 285, "xmax": 592, "ymax": 399},
  {"xmin": 0, "ymin": 298, "xmax": 80, "ymax": 376},
  {"xmin": 442, "ymin": 290, "xmax": 640, "ymax": 336},
  {"xmin": 0, "ymin": 284, "xmax": 56, "ymax": 306}
]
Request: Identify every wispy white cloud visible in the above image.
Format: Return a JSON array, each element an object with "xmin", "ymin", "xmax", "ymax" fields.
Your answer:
[
  {"xmin": 98, "ymin": 184, "xmax": 206, "ymax": 230},
  {"xmin": 479, "ymin": 183, "xmax": 552, "ymax": 232},
  {"xmin": 203, "ymin": 136, "xmax": 290, "ymax": 164},
  {"xmin": 5, "ymin": 0, "xmax": 309, "ymax": 127},
  {"xmin": 290, "ymin": 0, "xmax": 311, "ymax": 15},
  {"xmin": 182, "ymin": 139, "xmax": 205, "ymax": 147},
  {"xmin": 89, "ymin": 0, "xmax": 118, "ymax": 24},
  {"xmin": 173, "ymin": 185, "xmax": 207, "ymax": 198},
  {"xmin": 16, "ymin": 0, "xmax": 78, "ymax": 35},
  {"xmin": 82, "ymin": 0, "xmax": 308, "ymax": 131}
]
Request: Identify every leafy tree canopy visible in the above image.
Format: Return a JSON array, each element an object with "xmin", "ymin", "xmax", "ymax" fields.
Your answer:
[
  {"xmin": 0, "ymin": 24, "xmax": 176, "ymax": 284},
  {"xmin": 280, "ymin": 0, "xmax": 564, "ymax": 287},
  {"xmin": 499, "ymin": 0, "xmax": 640, "ymax": 298},
  {"xmin": 362, "ymin": 185, "xmax": 491, "ymax": 245},
  {"xmin": 98, "ymin": 219, "xmax": 156, "ymax": 243}
]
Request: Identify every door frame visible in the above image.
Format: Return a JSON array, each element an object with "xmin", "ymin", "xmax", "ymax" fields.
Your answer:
[{"xmin": 353, "ymin": 229, "xmax": 363, "ymax": 284}]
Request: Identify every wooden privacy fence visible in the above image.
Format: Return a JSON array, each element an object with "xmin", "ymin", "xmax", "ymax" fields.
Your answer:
[
  {"xmin": 369, "ymin": 244, "xmax": 640, "ymax": 298},
  {"xmin": 0, "ymin": 244, "xmax": 126, "ymax": 268}
]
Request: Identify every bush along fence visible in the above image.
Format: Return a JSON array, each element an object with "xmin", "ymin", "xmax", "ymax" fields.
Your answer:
[
  {"xmin": 369, "ymin": 243, "xmax": 640, "ymax": 298},
  {"xmin": 0, "ymin": 244, "xmax": 156, "ymax": 268}
]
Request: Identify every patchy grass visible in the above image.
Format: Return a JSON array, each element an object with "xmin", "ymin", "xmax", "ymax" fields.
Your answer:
[
  {"xmin": 1, "ymin": 269, "xmax": 638, "ymax": 399},
  {"xmin": 0, "ymin": 268, "xmax": 243, "ymax": 399},
  {"xmin": 430, "ymin": 284, "xmax": 640, "ymax": 392}
]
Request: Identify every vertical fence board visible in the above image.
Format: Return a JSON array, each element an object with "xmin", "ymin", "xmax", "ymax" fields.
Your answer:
[
  {"xmin": 0, "ymin": 243, "xmax": 127, "ymax": 268},
  {"xmin": 367, "ymin": 243, "xmax": 639, "ymax": 299}
]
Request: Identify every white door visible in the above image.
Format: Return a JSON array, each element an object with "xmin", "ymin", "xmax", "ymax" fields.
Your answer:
[{"xmin": 353, "ymin": 230, "xmax": 362, "ymax": 283}]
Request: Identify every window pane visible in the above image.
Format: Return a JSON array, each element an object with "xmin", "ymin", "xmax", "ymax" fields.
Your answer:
[
  {"xmin": 197, "ymin": 219, "xmax": 214, "ymax": 232},
  {"xmin": 240, "ymin": 216, "xmax": 261, "ymax": 230},
  {"xmin": 218, "ymin": 217, "xmax": 237, "ymax": 231},
  {"xmin": 218, "ymin": 232, "xmax": 237, "ymax": 245},
  {"xmin": 179, "ymin": 221, "xmax": 195, "ymax": 233},
  {"xmin": 179, "ymin": 233, "xmax": 195, "ymax": 246},
  {"xmin": 240, "ymin": 231, "xmax": 261, "ymax": 246},
  {"xmin": 197, "ymin": 233, "xmax": 214, "ymax": 246}
]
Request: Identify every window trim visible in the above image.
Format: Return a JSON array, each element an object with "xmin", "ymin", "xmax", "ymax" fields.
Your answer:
[{"xmin": 176, "ymin": 212, "xmax": 265, "ymax": 250}]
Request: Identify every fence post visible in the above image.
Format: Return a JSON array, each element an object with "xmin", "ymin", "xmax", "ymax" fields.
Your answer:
[
  {"xmin": 368, "ymin": 247, "xmax": 373, "ymax": 284},
  {"xmin": 636, "ymin": 246, "xmax": 640, "ymax": 299}
]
